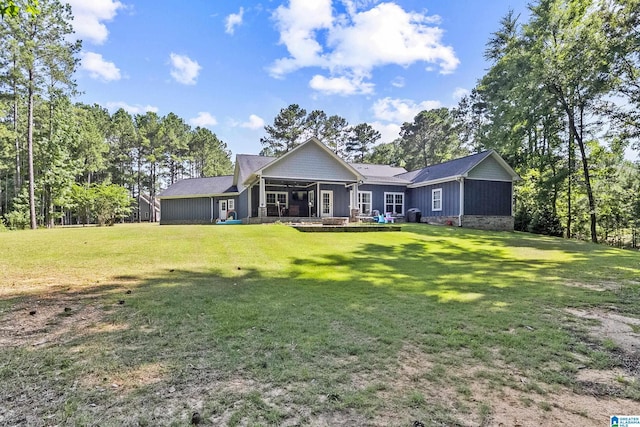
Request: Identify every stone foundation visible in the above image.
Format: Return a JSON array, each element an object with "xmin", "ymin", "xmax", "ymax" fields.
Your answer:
[
  {"xmin": 461, "ymin": 215, "xmax": 514, "ymax": 231},
  {"xmin": 420, "ymin": 215, "xmax": 514, "ymax": 231}
]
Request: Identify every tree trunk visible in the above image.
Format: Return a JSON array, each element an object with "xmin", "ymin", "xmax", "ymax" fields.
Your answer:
[
  {"xmin": 568, "ymin": 111, "xmax": 597, "ymax": 243},
  {"xmin": 27, "ymin": 70, "xmax": 37, "ymax": 230},
  {"xmin": 13, "ymin": 55, "xmax": 21, "ymax": 194},
  {"xmin": 566, "ymin": 128, "xmax": 573, "ymax": 239}
]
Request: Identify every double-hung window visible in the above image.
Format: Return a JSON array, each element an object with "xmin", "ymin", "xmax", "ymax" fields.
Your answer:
[
  {"xmin": 384, "ymin": 192, "xmax": 404, "ymax": 215},
  {"xmin": 432, "ymin": 188, "xmax": 442, "ymax": 211},
  {"xmin": 358, "ymin": 191, "xmax": 372, "ymax": 215}
]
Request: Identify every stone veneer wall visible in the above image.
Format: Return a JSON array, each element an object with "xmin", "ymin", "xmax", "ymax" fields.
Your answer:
[
  {"xmin": 420, "ymin": 215, "xmax": 514, "ymax": 231},
  {"xmin": 462, "ymin": 215, "xmax": 514, "ymax": 231}
]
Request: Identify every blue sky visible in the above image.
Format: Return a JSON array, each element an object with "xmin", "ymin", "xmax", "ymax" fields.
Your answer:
[{"xmin": 71, "ymin": 0, "xmax": 533, "ymax": 157}]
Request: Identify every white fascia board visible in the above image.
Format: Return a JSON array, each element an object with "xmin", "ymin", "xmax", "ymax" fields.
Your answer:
[
  {"xmin": 260, "ymin": 174, "xmax": 359, "ymax": 183},
  {"xmin": 407, "ymin": 176, "xmax": 462, "ymax": 188},
  {"xmin": 158, "ymin": 192, "xmax": 240, "ymax": 200}
]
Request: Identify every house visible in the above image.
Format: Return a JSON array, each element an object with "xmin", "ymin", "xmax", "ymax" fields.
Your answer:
[
  {"xmin": 158, "ymin": 137, "xmax": 520, "ymax": 231},
  {"xmin": 128, "ymin": 193, "xmax": 161, "ymax": 222}
]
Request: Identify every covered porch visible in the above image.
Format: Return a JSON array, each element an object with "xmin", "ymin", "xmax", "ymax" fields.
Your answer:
[{"xmin": 246, "ymin": 178, "xmax": 361, "ymax": 221}]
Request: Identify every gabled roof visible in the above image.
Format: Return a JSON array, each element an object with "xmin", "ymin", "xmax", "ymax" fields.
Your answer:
[
  {"xmin": 234, "ymin": 154, "xmax": 274, "ymax": 191},
  {"xmin": 243, "ymin": 137, "xmax": 363, "ymax": 184},
  {"xmin": 158, "ymin": 175, "xmax": 237, "ymax": 199},
  {"xmin": 398, "ymin": 150, "xmax": 520, "ymax": 187}
]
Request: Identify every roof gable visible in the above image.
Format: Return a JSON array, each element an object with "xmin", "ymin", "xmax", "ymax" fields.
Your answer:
[
  {"xmin": 402, "ymin": 150, "xmax": 519, "ymax": 187},
  {"xmin": 260, "ymin": 137, "xmax": 362, "ymax": 182}
]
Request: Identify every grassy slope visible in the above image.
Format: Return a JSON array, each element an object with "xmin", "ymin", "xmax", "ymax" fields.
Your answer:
[{"xmin": 0, "ymin": 224, "xmax": 639, "ymax": 426}]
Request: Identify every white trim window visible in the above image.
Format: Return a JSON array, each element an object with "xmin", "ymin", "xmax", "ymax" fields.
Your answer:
[
  {"xmin": 266, "ymin": 191, "xmax": 288, "ymax": 208},
  {"xmin": 432, "ymin": 188, "xmax": 443, "ymax": 211},
  {"xmin": 358, "ymin": 191, "xmax": 372, "ymax": 215},
  {"xmin": 227, "ymin": 199, "xmax": 235, "ymax": 210},
  {"xmin": 384, "ymin": 192, "xmax": 404, "ymax": 215}
]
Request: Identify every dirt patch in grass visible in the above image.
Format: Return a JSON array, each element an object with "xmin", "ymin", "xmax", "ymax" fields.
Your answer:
[
  {"xmin": 0, "ymin": 289, "xmax": 110, "ymax": 348},
  {"xmin": 565, "ymin": 308, "xmax": 640, "ymax": 354}
]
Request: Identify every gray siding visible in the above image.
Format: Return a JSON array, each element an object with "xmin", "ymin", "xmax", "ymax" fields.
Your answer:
[
  {"xmin": 263, "ymin": 142, "xmax": 357, "ymax": 181},
  {"xmin": 464, "ymin": 179, "xmax": 512, "ymax": 216},
  {"xmin": 359, "ymin": 184, "xmax": 406, "ymax": 214},
  {"xmin": 320, "ymin": 183, "xmax": 351, "ymax": 217},
  {"xmin": 161, "ymin": 198, "xmax": 212, "ymax": 224},
  {"xmin": 237, "ymin": 189, "xmax": 249, "ymax": 219},
  {"xmin": 407, "ymin": 180, "xmax": 460, "ymax": 217},
  {"xmin": 467, "ymin": 156, "xmax": 513, "ymax": 181}
]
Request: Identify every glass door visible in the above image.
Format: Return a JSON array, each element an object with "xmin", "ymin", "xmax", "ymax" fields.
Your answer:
[{"xmin": 320, "ymin": 190, "xmax": 333, "ymax": 217}]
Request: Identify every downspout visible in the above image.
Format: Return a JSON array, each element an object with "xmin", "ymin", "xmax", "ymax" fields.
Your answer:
[
  {"xmin": 210, "ymin": 197, "xmax": 214, "ymax": 223},
  {"xmin": 458, "ymin": 177, "xmax": 464, "ymax": 227}
]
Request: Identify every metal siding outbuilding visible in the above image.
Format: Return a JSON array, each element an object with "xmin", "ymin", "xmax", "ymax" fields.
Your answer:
[{"xmin": 464, "ymin": 180, "xmax": 512, "ymax": 215}]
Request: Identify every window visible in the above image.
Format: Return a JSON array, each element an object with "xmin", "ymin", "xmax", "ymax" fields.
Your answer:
[
  {"xmin": 432, "ymin": 188, "xmax": 442, "ymax": 211},
  {"xmin": 384, "ymin": 192, "xmax": 404, "ymax": 215},
  {"xmin": 228, "ymin": 199, "xmax": 235, "ymax": 210},
  {"xmin": 266, "ymin": 192, "xmax": 288, "ymax": 207},
  {"xmin": 358, "ymin": 191, "xmax": 372, "ymax": 215}
]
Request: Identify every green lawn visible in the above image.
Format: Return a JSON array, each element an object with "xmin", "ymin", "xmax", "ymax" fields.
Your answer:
[{"xmin": 1, "ymin": 223, "xmax": 639, "ymax": 426}]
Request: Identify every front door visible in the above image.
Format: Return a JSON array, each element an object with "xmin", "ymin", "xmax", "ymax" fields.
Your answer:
[
  {"xmin": 320, "ymin": 190, "xmax": 333, "ymax": 217},
  {"xmin": 219, "ymin": 200, "xmax": 228, "ymax": 220}
]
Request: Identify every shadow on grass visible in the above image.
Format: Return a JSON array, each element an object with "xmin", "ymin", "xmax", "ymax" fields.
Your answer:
[{"xmin": 1, "ymin": 225, "xmax": 639, "ymax": 425}]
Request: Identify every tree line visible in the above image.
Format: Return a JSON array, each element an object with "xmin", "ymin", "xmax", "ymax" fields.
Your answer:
[
  {"xmin": 1, "ymin": 0, "xmax": 639, "ymax": 245},
  {"xmin": 0, "ymin": 0, "xmax": 233, "ymax": 229}
]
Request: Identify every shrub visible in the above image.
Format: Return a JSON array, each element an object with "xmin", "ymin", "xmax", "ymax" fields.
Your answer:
[{"xmin": 4, "ymin": 210, "xmax": 29, "ymax": 230}]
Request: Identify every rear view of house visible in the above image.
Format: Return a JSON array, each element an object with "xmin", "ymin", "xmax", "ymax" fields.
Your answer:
[{"xmin": 158, "ymin": 138, "xmax": 520, "ymax": 231}]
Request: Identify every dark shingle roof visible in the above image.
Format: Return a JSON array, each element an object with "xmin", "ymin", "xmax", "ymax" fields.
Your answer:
[
  {"xmin": 158, "ymin": 175, "xmax": 237, "ymax": 198},
  {"xmin": 235, "ymin": 154, "xmax": 275, "ymax": 188},
  {"xmin": 396, "ymin": 151, "xmax": 495, "ymax": 184}
]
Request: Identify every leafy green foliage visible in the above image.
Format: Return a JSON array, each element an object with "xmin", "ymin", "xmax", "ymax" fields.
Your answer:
[
  {"xmin": 399, "ymin": 107, "xmax": 467, "ymax": 170},
  {"xmin": 70, "ymin": 183, "xmax": 132, "ymax": 226}
]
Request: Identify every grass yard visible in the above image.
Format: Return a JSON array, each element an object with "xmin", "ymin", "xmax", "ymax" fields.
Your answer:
[{"xmin": 1, "ymin": 223, "xmax": 639, "ymax": 426}]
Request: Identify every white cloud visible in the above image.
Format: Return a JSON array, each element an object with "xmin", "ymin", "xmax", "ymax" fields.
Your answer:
[
  {"xmin": 372, "ymin": 97, "xmax": 441, "ymax": 123},
  {"xmin": 370, "ymin": 121, "xmax": 402, "ymax": 144},
  {"xmin": 106, "ymin": 102, "xmax": 158, "ymax": 114},
  {"xmin": 453, "ymin": 87, "xmax": 470, "ymax": 100},
  {"xmin": 391, "ymin": 76, "xmax": 405, "ymax": 88},
  {"xmin": 67, "ymin": 0, "xmax": 123, "ymax": 45},
  {"xmin": 309, "ymin": 75, "xmax": 374, "ymax": 95},
  {"xmin": 269, "ymin": 1, "xmax": 459, "ymax": 95},
  {"xmin": 190, "ymin": 112, "xmax": 218, "ymax": 128},
  {"xmin": 169, "ymin": 53, "xmax": 202, "ymax": 85},
  {"xmin": 225, "ymin": 7, "xmax": 244, "ymax": 34},
  {"xmin": 269, "ymin": 0, "xmax": 333, "ymax": 76},
  {"xmin": 241, "ymin": 114, "xmax": 265, "ymax": 130},
  {"xmin": 81, "ymin": 52, "xmax": 121, "ymax": 81}
]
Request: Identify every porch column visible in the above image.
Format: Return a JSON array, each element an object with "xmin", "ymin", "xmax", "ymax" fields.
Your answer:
[
  {"xmin": 247, "ymin": 184, "xmax": 252, "ymax": 218},
  {"xmin": 458, "ymin": 177, "xmax": 465, "ymax": 226},
  {"xmin": 350, "ymin": 181, "xmax": 360, "ymax": 222},
  {"xmin": 259, "ymin": 177, "xmax": 267, "ymax": 218}
]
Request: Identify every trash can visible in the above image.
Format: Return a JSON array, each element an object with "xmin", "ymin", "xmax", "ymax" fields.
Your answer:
[{"xmin": 407, "ymin": 208, "xmax": 421, "ymax": 223}]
